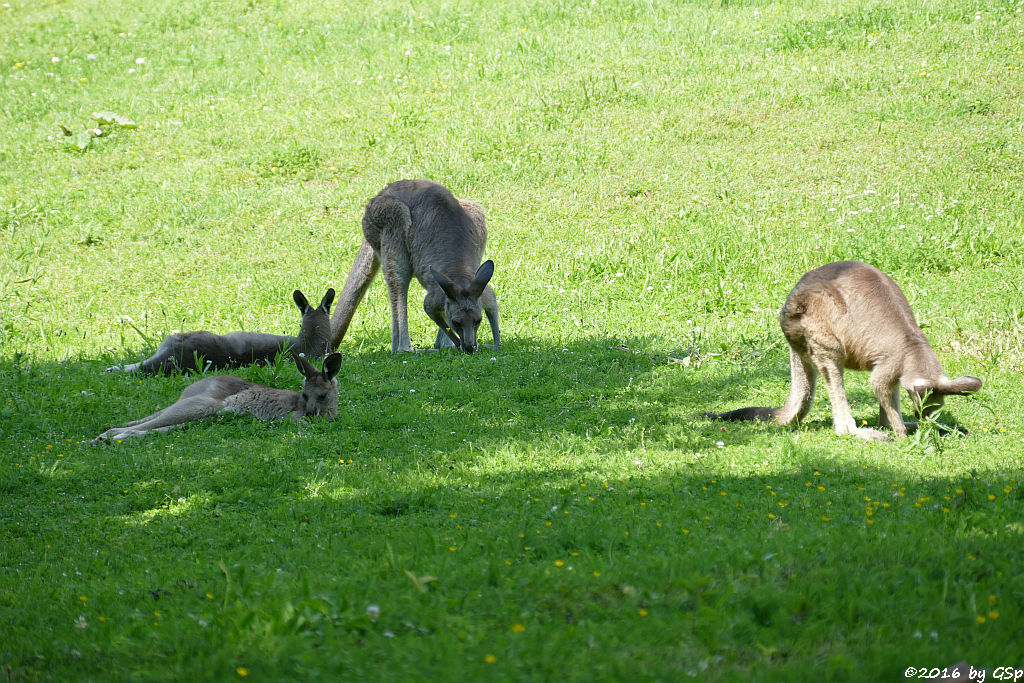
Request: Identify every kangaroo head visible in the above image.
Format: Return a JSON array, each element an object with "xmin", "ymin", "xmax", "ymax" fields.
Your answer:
[
  {"xmin": 430, "ymin": 260, "xmax": 494, "ymax": 354},
  {"xmin": 909, "ymin": 375, "xmax": 983, "ymax": 418},
  {"xmin": 293, "ymin": 351, "xmax": 342, "ymax": 420},
  {"xmin": 293, "ymin": 288, "xmax": 336, "ymax": 360}
]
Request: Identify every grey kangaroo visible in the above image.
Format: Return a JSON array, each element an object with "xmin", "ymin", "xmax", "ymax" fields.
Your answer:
[
  {"xmin": 330, "ymin": 179, "xmax": 499, "ymax": 354},
  {"xmin": 91, "ymin": 352, "xmax": 343, "ymax": 444},
  {"xmin": 705, "ymin": 261, "xmax": 982, "ymax": 441},
  {"xmin": 106, "ymin": 289, "xmax": 335, "ymax": 374}
]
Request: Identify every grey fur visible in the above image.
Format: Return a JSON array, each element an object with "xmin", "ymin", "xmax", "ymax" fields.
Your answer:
[
  {"xmin": 330, "ymin": 179, "xmax": 500, "ymax": 354},
  {"xmin": 706, "ymin": 261, "xmax": 982, "ymax": 441},
  {"xmin": 106, "ymin": 289, "xmax": 335, "ymax": 374},
  {"xmin": 91, "ymin": 352, "xmax": 343, "ymax": 444}
]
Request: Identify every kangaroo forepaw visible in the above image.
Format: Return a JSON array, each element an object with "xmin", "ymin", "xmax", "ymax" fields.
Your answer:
[{"xmin": 852, "ymin": 427, "xmax": 892, "ymax": 442}]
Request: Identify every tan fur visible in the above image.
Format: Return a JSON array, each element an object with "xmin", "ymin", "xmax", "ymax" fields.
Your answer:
[
  {"xmin": 92, "ymin": 353, "xmax": 343, "ymax": 444},
  {"xmin": 706, "ymin": 261, "xmax": 982, "ymax": 441},
  {"xmin": 330, "ymin": 180, "xmax": 500, "ymax": 354}
]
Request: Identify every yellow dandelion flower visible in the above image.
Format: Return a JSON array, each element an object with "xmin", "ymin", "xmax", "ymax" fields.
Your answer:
[
  {"xmin": 768, "ymin": 513, "xmax": 776, "ymax": 519},
  {"xmin": 988, "ymin": 610, "xmax": 999, "ymax": 620},
  {"xmin": 638, "ymin": 608, "xmax": 648, "ymax": 616},
  {"xmin": 988, "ymin": 494, "xmax": 996, "ymax": 501},
  {"xmin": 976, "ymin": 615, "xmax": 986, "ymax": 624},
  {"xmin": 989, "ymin": 595, "xmax": 997, "ymax": 604},
  {"xmin": 593, "ymin": 571, "xmax": 601, "ymax": 577},
  {"xmin": 485, "ymin": 654, "xmax": 497, "ymax": 664},
  {"xmin": 237, "ymin": 667, "xmax": 248, "ymax": 677},
  {"xmin": 821, "ymin": 516, "xmax": 831, "ymax": 522},
  {"xmin": 681, "ymin": 529, "xmax": 690, "ymax": 534},
  {"xmin": 448, "ymin": 546, "xmax": 456, "ymax": 552},
  {"xmin": 817, "ymin": 485, "xmax": 825, "ymax": 491},
  {"xmin": 79, "ymin": 596, "xmax": 87, "ymax": 602},
  {"xmin": 555, "ymin": 560, "xmax": 564, "ymax": 567},
  {"xmin": 512, "ymin": 623, "xmax": 526, "ymax": 633}
]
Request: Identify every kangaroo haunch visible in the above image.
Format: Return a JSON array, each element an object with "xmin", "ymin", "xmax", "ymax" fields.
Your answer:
[
  {"xmin": 705, "ymin": 261, "xmax": 982, "ymax": 441},
  {"xmin": 106, "ymin": 289, "xmax": 335, "ymax": 374},
  {"xmin": 330, "ymin": 179, "xmax": 500, "ymax": 354},
  {"xmin": 92, "ymin": 352, "xmax": 343, "ymax": 444}
]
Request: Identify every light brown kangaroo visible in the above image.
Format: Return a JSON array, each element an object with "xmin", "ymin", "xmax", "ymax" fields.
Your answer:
[
  {"xmin": 91, "ymin": 352, "xmax": 343, "ymax": 444},
  {"xmin": 330, "ymin": 179, "xmax": 500, "ymax": 354},
  {"xmin": 106, "ymin": 289, "xmax": 335, "ymax": 374},
  {"xmin": 706, "ymin": 261, "xmax": 982, "ymax": 441}
]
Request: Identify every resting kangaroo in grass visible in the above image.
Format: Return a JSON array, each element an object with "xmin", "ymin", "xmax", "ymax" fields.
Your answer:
[
  {"xmin": 92, "ymin": 352, "xmax": 343, "ymax": 444},
  {"xmin": 330, "ymin": 179, "xmax": 500, "ymax": 354},
  {"xmin": 106, "ymin": 289, "xmax": 335, "ymax": 374},
  {"xmin": 705, "ymin": 261, "xmax": 982, "ymax": 441}
]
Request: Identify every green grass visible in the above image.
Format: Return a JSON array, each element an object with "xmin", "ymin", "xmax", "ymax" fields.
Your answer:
[{"xmin": 2, "ymin": 0, "xmax": 1023, "ymax": 679}]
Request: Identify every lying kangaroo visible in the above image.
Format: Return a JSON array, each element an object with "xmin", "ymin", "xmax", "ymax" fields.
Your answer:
[
  {"xmin": 330, "ymin": 179, "xmax": 500, "ymax": 354},
  {"xmin": 706, "ymin": 261, "xmax": 982, "ymax": 441},
  {"xmin": 91, "ymin": 352, "xmax": 343, "ymax": 444},
  {"xmin": 106, "ymin": 289, "xmax": 335, "ymax": 374}
]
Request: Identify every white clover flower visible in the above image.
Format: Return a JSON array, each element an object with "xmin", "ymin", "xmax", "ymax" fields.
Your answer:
[
  {"xmin": 366, "ymin": 604, "xmax": 380, "ymax": 621},
  {"xmin": 135, "ymin": 57, "xmax": 145, "ymax": 64}
]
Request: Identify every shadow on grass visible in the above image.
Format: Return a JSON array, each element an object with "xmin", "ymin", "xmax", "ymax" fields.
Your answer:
[{"xmin": 0, "ymin": 340, "xmax": 1015, "ymax": 680}]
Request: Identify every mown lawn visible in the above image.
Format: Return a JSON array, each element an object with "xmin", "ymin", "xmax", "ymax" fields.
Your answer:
[{"xmin": 1, "ymin": 0, "xmax": 1022, "ymax": 680}]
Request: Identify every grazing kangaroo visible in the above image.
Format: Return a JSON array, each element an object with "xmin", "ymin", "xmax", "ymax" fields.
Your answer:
[
  {"xmin": 705, "ymin": 261, "xmax": 982, "ymax": 441},
  {"xmin": 91, "ymin": 352, "xmax": 343, "ymax": 444},
  {"xmin": 106, "ymin": 289, "xmax": 335, "ymax": 374},
  {"xmin": 330, "ymin": 179, "xmax": 500, "ymax": 354}
]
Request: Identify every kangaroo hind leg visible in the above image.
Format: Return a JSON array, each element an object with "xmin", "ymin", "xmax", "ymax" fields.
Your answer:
[
  {"xmin": 772, "ymin": 346, "xmax": 817, "ymax": 426},
  {"xmin": 367, "ymin": 198, "xmax": 415, "ymax": 353},
  {"xmin": 481, "ymin": 285, "xmax": 500, "ymax": 350},
  {"xmin": 92, "ymin": 395, "xmax": 224, "ymax": 444}
]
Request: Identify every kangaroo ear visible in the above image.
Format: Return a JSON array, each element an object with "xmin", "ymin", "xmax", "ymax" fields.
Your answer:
[
  {"xmin": 292, "ymin": 351, "xmax": 317, "ymax": 378},
  {"xmin": 293, "ymin": 290, "xmax": 311, "ymax": 313},
  {"xmin": 431, "ymin": 267, "xmax": 460, "ymax": 301},
  {"xmin": 322, "ymin": 352, "xmax": 343, "ymax": 381},
  {"xmin": 469, "ymin": 260, "xmax": 494, "ymax": 298},
  {"xmin": 319, "ymin": 288, "xmax": 336, "ymax": 314},
  {"xmin": 939, "ymin": 375, "xmax": 983, "ymax": 396}
]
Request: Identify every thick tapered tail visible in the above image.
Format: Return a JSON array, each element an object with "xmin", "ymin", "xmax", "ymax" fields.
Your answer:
[
  {"xmin": 330, "ymin": 241, "xmax": 380, "ymax": 350},
  {"xmin": 705, "ymin": 348, "xmax": 817, "ymax": 427},
  {"xmin": 704, "ymin": 407, "xmax": 779, "ymax": 422}
]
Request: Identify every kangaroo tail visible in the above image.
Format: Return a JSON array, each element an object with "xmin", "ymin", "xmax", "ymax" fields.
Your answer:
[
  {"xmin": 704, "ymin": 407, "xmax": 779, "ymax": 422},
  {"xmin": 704, "ymin": 347, "xmax": 815, "ymax": 426},
  {"xmin": 330, "ymin": 241, "xmax": 380, "ymax": 350}
]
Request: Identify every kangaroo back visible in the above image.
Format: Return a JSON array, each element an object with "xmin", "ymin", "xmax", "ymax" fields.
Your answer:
[{"xmin": 110, "ymin": 288, "xmax": 334, "ymax": 374}]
